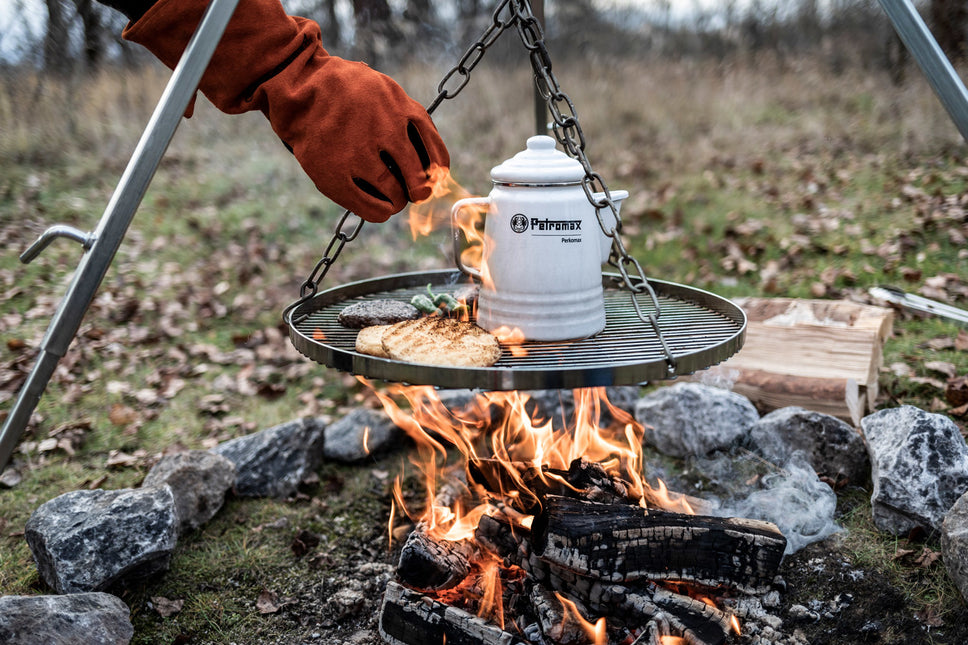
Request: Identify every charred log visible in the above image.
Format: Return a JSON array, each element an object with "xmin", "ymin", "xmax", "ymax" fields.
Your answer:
[
  {"xmin": 397, "ymin": 528, "xmax": 474, "ymax": 591},
  {"xmin": 468, "ymin": 458, "xmax": 640, "ymax": 515},
  {"xmin": 531, "ymin": 496, "xmax": 786, "ymax": 595},
  {"xmin": 380, "ymin": 580, "xmax": 530, "ymax": 645}
]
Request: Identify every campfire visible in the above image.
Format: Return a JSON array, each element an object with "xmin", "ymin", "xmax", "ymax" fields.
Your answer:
[{"xmin": 370, "ymin": 384, "xmax": 787, "ymax": 645}]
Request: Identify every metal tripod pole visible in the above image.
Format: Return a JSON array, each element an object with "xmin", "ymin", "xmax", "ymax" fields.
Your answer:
[
  {"xmin": 879, "ymin": 0, "xmax": 968, "ymax": 143},
  {"xmin": 0, "ymin": 0, "xmax": 241, "ymax": 472}
]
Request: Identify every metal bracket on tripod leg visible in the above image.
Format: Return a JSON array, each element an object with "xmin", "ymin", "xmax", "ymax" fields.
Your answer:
[{"xmin": 0, "ymin": 0, "xmax": 242, "ymax": 472}]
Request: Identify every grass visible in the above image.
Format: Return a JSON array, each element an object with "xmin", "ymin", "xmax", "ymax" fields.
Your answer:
[{"xmin": 2, "ymin": 52, "xmax": 968, "ymax": 641}]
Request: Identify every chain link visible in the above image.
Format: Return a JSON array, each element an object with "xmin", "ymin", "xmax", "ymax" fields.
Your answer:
[
  {"xmin": 508, "ymin": 0, "xmax": 676, "ymax": 374},
  {"xmin": 286, "ymin": 0, "xmax": 677, "ymax": 374}
]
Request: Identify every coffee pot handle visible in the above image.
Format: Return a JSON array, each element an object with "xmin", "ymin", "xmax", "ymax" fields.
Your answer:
[{"xmin": 451, "ymin": 197, "xmax": 490, "ymax": 280}]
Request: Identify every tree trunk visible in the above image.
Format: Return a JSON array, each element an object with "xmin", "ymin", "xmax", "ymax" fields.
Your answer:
[
  {"xmin": 73, "ymin": 0, "xmax": 105, "ymax": 72},
  {"xmin": 931, "ymin": 0, "xmax": 968, "ymax": 61},
  {"xmin": 44, "ymin": 0, "xmax": 72, "ymax": 74},
  {"xmin": 352, "ymin": 0, "xmax": 397, "ymax": 64}
]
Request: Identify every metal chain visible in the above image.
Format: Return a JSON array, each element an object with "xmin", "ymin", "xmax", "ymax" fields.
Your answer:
[
  {"xmin": 284, "ymin": 0, "xmax": 517, "ymax": 324},
  {"xmin": 509, "ymin": 0, "xmax": 676, "ymax": 375},
  {"xmin": 286, "ymin": 0, "xmax": 677, "ymax": 375}
]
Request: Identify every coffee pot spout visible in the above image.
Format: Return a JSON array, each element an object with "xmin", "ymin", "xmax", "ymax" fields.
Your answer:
[{"xmin": 595, "ymin": 189, "xmax": 629, "ymax": 262}]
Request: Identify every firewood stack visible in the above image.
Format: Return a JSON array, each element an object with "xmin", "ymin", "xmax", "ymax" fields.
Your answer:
[{"xmin": 380, "ymin": 458, "xmax": 787, "ymax": 645}]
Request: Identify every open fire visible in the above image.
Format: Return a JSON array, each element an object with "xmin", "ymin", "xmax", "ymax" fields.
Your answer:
[{"xmin": 368, "ymin": 383, "xmax": 786, "ymax": 645}]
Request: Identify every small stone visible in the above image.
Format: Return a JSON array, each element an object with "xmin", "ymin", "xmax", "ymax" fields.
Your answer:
[
  {"xmin": 861, "ymin": 406, "xmax": 968, "ymax": 535},
  {"xmin": 634, "ymin": 382, "xmax": 759, "ymax": 457},
  {"xmin": 142, "ymin": 450, "xmax": 236, "ymax": 534},
  {"xmin": 212, "ymin": 417, "xmax": 326, "ymax": 498},
  {"xmin": 324, "ymin": 408, "xmax": 400, "ymax": 463},
  {"xmin": 25, "ymin": 487, "xmax": 177, "ymax": 594},
  {"xmin": 0, "ymin": 593, "xmax": 134, "ymax": 645}
]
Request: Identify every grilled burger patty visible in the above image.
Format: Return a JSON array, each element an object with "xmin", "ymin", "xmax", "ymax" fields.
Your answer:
[
  {"xmin": 338, "ymin": 299, "xmax": 421, "ymax": 328},
  {"xmin": 378, "ymin": 317, "xmax": 501, "ymax": 367}
]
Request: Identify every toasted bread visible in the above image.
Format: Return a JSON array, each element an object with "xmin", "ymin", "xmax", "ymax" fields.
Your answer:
[
  {"xmin": 355, "ymin": 325, "xmax": 392, "ymax": 357},
  {"xmin": 380, "ymin": 317, "xmax": 502, "ymax": 367}
]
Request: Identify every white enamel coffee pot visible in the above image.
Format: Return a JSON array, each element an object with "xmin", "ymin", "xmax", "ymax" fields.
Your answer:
[{"xmin": 451, "ymin": 135, "xmax": 628, "ymax": 341}]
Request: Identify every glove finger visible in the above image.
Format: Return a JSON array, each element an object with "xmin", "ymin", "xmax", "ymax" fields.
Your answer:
[
  {"xmin": 345, "ymin": 179, "xmax": 401, "ymax": 223},
  {"xmin": 388, "ymin": 121, "xmax": 448, "ymax": 204},
  {"xmin": 409, "ymin": 116, "xmax": 450, "ymax": 173},
  {"xmin": 352, "ymin": 151, "xmax": 410, "ymax": 217}
]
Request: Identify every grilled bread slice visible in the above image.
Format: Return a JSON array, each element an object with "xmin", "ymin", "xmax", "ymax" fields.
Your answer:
[
  {"xmin": 355, "ymin": 325, "xmax": 392, "ymax": 357},
  {"xmin": 380, "ymin": 317, "xmax": 501, "ymax": 367}
]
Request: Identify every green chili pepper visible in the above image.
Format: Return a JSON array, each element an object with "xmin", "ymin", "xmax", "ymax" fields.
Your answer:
[{"xmin": 410, "ymin": 294, "xmax": 437, "ymax": 314}]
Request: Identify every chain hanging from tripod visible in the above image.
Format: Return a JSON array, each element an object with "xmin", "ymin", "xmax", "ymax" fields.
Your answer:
[{"xmin": 285, "ymin": 0, "xmax": 677, "ymax": 375}]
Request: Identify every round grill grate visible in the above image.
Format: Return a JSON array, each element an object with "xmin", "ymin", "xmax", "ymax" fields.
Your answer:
[{"xmin": 287, "ymin": 270, "xmax": 746, "ymax": 390}]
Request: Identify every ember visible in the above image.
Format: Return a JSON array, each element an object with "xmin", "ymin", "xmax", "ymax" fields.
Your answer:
[{"xmin": 370, "ymin": 383, "xmax": 786, "ymax": 645}]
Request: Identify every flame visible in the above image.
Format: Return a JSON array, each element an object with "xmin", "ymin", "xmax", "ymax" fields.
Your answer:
[
  {"xmin": 477, "ymin": 557, "xmax": 505, "ymax": 629},
  {"xmin": 370, "ymin": 379, "xmax": 707, "ymax": 627},
  {"xmin": 730, "ymin": 614, "xmax": 742, "ymax": 635},
  {"xmin": 407, "ymin": 166, "xmax": 471, "ymax": 240},
  {"xmin": 362, "ymin": 426, "xmax": 370, "ymax": 455},
  {"xmin": 647, "ymin": 477, "xmax": 696, "ymax": 515},
  {"xmin": 659, "ymin": 637, "xmax": 686, "ymax": 645},
  {"xmin": 555, "ymin": 594, "xmax": 607, "ymax": 645},
  {"xmin": 312, "ymin": 328, "xmax": 326, "ymax": 340}
]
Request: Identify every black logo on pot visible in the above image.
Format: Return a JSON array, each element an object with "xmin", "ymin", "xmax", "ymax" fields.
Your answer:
[{"xmin": 510, "ymin": 214, "xmax": 529, "ymax": 233}]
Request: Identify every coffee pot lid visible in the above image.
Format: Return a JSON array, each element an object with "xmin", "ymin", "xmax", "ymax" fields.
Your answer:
[{"xmin": 490, "ymin": 135, "xmax": 585, "ymax": 185}]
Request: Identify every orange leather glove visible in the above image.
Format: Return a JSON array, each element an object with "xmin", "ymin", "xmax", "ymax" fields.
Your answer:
[{"xmin": 123, "ymin": 0, "xmax": 449, "ymax": 222}]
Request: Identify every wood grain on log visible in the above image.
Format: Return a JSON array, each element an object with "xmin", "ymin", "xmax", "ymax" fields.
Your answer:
[
  {"xmin": 380, "ymin": 580, "xmax": 530, "ymax": 645},
  {"xmin": 532, "ymin": 496, "xmax": 786, "ymax": 595}
]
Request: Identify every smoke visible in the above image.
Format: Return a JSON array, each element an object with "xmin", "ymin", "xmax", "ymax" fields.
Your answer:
[{"xmin": 698, "ymin": 450, "xmax": 841, "ymax": 555}]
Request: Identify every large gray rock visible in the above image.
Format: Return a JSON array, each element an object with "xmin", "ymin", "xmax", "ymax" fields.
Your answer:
[
  {"xmin": 747, "ymin": 407, "xmax": 869, "ymax": 484},
  {"xmin": 942, "ymin": 490, "xmax": 968, "ymax": 603},
  {"xmin": 324, "ymin": 408, "xmax": 400, "ymax": 463},
  {"xmin": 25, "ymin": 487, "xmax": 177, "ymax": 594},
  {"xmin": 0, "ymin": 593, "xmax": 134, "ymax": 645},
  {"xmin": 861, "ymin": 406, "xmax": 968, "ymax": 535},
  {"xmin": 142, "ymin": 450, "xmax": 236, "ymax": 534},
  {"xmin": 212, "ymin": 417, "xmax": 326, "ymax": 498},
  {"xmin": 634, "ymin": 382, "xmax": 759, "ymax": 457}
]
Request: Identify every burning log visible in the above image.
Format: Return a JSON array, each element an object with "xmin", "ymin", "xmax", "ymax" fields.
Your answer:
[
  {"xmin": 397, "ymin": 479, "xmax": 476, "ymax": 591},
  {"xmin": 380, "ymin": 580, "xmax": 531, "ymax": 645},
  {"xmin": 467, "ymin": 458, "xmax": 640, "ymax": 515},
  {"xmin": 397, "ymin": 528, "xmax": 474, "ymax": 591},
  {"xmin": 532, "ymin": 496, "xmax": 786, "ymax": 595}
]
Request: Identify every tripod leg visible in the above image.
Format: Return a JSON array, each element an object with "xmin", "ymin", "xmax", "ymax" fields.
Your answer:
[
  {"xmin": 879, "ymin": 0, "xmax": 968, "ymax": 143},
  {"xmin": 0, "ymin": 0, "xmax": 242, "ymax": 472}
]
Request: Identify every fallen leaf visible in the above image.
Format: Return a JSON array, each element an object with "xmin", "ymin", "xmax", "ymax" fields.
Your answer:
[
  {"xmin": 256, "ymin": 589, "xmax": 280, "ymax": 614},
  {"xmin": 109, "ymin": 403, "xmax": 139, "ymax": 426},
  {"xmin": 915, "ymin": 547, "xmax": 942, "ymax": 568},
  {"xmin": 925, "ymin": 361, "xmax": 958, "ymax": 379},
  {"xmin": 151, "ymin": 596, "xmax": 184, "ymax": 618},
  {"xmin": 947, "ymin": 376, "xmax": 968, "ymax": 407},
  {"xmin": 925, "ymin": 337, "xmax": 955, "ymax": 351},
  {"xmin": 0, "ymin": 467, "xmax": 22, "ymax": 488},
  {"xmin": 958, "ymin": 330, "xmax": 968, "ymax": 351}
]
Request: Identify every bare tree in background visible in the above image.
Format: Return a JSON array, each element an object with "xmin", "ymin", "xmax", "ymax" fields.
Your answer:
[
  {"xmin": 73, "ymin": 0, "xmax": 107, "ymax": 71},
  {"xmin": 43, "ymin": 0, "xmax": 72, "ymax": 73},
  {"xmin": 931, "ymin": 0, "xmax": 968, "ymax": 61},
  {"xmin": 352, "ymin": 0, "xmax": 399, "ymax": 65}
]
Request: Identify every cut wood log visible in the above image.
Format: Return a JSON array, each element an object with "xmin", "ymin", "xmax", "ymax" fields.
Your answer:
[
  {"xmin": 698, "ymin": 297, "xmax": 893, "ymax": 420},
  {"xmin": 531, "ymin": 496, "xmax": 786, "ymax": 595},
  {"xmin": 396, "ymin": 528, "xmax": 474, "ymax": 591},
  {"xmin": 380, "ymin": 580, "xmax": 530, "ymax": 645}
]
